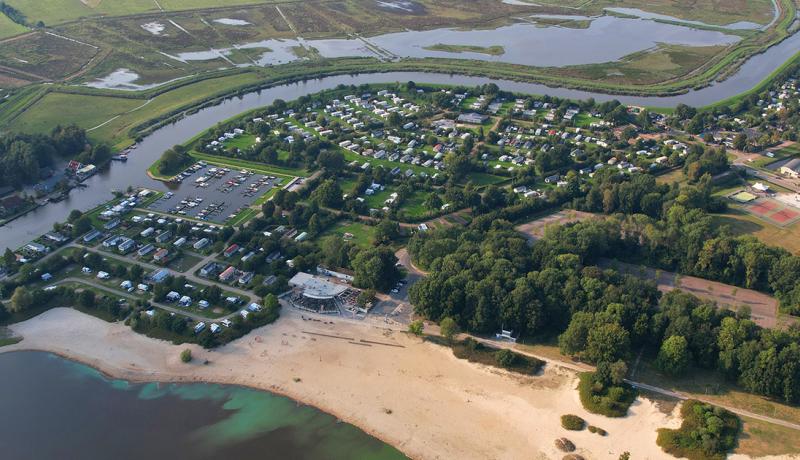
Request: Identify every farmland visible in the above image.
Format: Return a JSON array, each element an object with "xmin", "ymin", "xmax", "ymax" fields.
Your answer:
[
  {"xmin": 0, "ymin": 0, "xmax": 792, "ymax": 107},
  {"xmin": 0, "ymin": 11, "xmax": 26, "ymax": 39}
]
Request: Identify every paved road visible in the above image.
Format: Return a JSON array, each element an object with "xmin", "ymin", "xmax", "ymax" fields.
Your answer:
[
  {"xmin": 738, "ymin": 165, "xmax": 800, "ymax": 193},
  {"xmin": 77, "ymin": 244, "xmax": 254, "ymax": 300},
  {"xmin": 52, "ymin": 277, "xmax": 240, "ymax": 322}
]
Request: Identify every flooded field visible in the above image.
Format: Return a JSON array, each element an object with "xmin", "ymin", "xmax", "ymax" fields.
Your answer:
[{"xmin": 144, "ymin": 14, "xmax": 739, "ymax": 70}]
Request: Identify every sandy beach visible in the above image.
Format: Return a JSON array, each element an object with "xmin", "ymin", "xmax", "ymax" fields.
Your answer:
[{"xmin": 4, "ymin": 307, "xmax": 689, "ymax": 459}]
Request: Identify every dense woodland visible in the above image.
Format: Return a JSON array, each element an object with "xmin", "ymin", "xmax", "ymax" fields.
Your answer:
[
  {"xmin": 408, "ymin": 211, "xmax": 800, "ymax": 404},
  {"xmin": 0, "ymin": 125, "xmax": 107, "ymax": 188}
]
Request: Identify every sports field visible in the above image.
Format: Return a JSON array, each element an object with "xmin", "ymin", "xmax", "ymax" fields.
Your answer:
[{"xmin": 736, "ymin": 196, "xmax": 800, "ymax": 227}]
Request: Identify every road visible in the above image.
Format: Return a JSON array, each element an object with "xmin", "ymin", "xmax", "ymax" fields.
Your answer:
[
  {"xmin": 76, "ymin": 244, "xmax": 254, "ymax": 300},
  {"xmin": 51, "ymin": 277, "xmax": 239, "ymax": 322},
  {"xmin": 389, "ymin": 246, "xmax": 800, "ymax": 431},
  {"xmin": 469, "ymin": 333, "xmax": 800, "ymax": 431},
  {"xmin": 738, "ymin": 165, "xmax": 800, "ymax": 193}
]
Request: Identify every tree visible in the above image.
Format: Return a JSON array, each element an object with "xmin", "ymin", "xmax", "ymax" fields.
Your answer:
[
  {"xmin": 180, "ymin": 349, "xmax": 193, "ymax": 363},
  {"xmin": 318, "ymin": 150, "xmax": 345, "ymax": 171},
  {"xmin": 584, "ymin": 322, "xmax": 630, "ymax": 364},
  {"xmin": 409, "ymin": 319, "xmax": 424, "ymax": 336},
  {"xmin": 77, "ymin": 289, "xmax": 96, "ymax": 309},
  {"xmin": 71, "ymin": 215, "xmax": 93, "ymax": 237},
  {"xmin": 733, "ymin": 133, "xmax": 747, "ymax": 151},
  {"xmin": 439, "ymin": 317, "xmax": 459, "ymax": 342},
  {"xmin": 312, "ymin": 179, "xmax": 343, "ymax": 208},
  {"xmin": 656, "ymin": 335, "xmax": 691, "ymax": 376},
  {"xmin": 264, "ymin": 293, "xmax": 279, "ymax": 312},
  {"xmin": 3, "ymin": 248, "xmax": 17, "ymax": 267},
  {"xmin": 374, "ymin": 219, "xmax": 400, "ymax": 245},
  {"xmin": 352, "ymin": 246, "xmax": 400, "ymax": 292},
  {"xmin": 356, "ymin": 289, "xmax": 376, "ymax": 310},
  {"xmin": 157, "ymin": 146, "xmax": 190, "ymax": 175},
  {"xmin": 424, "ymin": 192, "xmax": 442, "ymax": 210},
  {"xmin": 9, "ymin": 286, "xmax": 33, "ymax": 313}
]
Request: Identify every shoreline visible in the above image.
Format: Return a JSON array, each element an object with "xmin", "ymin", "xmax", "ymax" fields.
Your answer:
[
  {"xmin": 5, "ymin": 346, "xmax": 409, "ymax": 457},
  {"xmin": 3, "ymin": 308, "xmax": 800, "ymax": 459},
  {"xmin": 1, "ymin": 307, "xmax": 688, "ymax": 460}
]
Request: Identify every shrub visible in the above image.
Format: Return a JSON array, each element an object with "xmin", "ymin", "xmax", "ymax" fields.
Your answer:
[
  {"xmin": 561, "ymin": 414, "xmax": 585, "ymax": 431},
  {"xmin": 657, "ymin": 400, "xmax": 740, "ymax": 460},
  {"xmin": 554, "ymin": 438, "xmax": 575, "ymax": 452},
  {"xmin": 449, "ymin": 338, "xmax": 545, "ymax": 375},
  {"xmin": 495, "ymin": 348, "xmax": 519, "ymax": 367},
  {"xmin": 587, "ymin": 425, "xmax": 607, "ymax": 436},
  {"xmin": 577, "ymin": 372, "xmax": 637, "ymax": 417},
  {"xmin": 180, "ymin": 349, "xmax": 192, "ymax": 363}
]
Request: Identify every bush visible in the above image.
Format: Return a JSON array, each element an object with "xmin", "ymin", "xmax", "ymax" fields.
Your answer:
[
  {"xmin": 495, "ymin": 348, "xmax": 519, "ymax": 367},
  {"xmin": 561, "ymin": 414, "xmax": 585, "ymax": 431},
  {"xmin": 577, "ymin": 372, "xmax": 637, "ymax": 417},
  {"xmin": 554, "ymin": 438, "xmax": 575, "ymax": 452},
  {"xmin": 656, "ymin": 400, "xmax": 740, "ymax": 460},
  {"xmin": 449, "ymin": 338, "xmax": 545, "ymax": 375},
  {"xmin": 180, "ymin": 349, "xmax": 192, "ymax": 363},
  {"xmin": 587, "ymin": 425, "xmax": 607, "ymax": 436}
]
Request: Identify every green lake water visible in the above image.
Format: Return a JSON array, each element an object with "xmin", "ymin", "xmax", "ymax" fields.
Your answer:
[{"xmin": 0, "ymin": 351, "xmax": 407, "ymax": 460}]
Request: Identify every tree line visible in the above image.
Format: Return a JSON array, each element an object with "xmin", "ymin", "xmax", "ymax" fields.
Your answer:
[
  {"xmin": 408, "ymin": 217, "xmax": 800, "ymax": 404},
  {"xmin": 0, "ymin": 125, "xmax": 99, "ymax": 188}
]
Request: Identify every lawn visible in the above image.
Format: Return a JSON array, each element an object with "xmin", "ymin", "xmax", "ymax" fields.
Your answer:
[
  {"xmin": 168, "ymin": 252, "xmax": 203, "ymax": 273},
  {"xmin": 462, "ymin": 172, "xmax": 507, "ymax": 187},
  {"xmin": 398, "ymin": 190, "xmax": 429, "ymax": 219},
  {"xmin": 735, "ymin": 415, "xmax": 800, "ymax": 458},
  {"xmin": 223, "ymin": 134, "xmax": 258, "ymax": 152},
  {"xmin": 190, "ymin": 151, "xmax": 309, "ymax": 178},
  {"xmin": 321, "ymin": 220, "xmax": 376, "ymax": 248}
]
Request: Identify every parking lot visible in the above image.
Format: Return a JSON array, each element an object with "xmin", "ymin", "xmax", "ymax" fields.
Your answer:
[{"xmin": 147, "ymin": 162, "xmax": 279, "ymax": 224}]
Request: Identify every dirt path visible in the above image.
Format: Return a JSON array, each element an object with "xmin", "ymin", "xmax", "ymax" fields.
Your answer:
[
  {"xmin": 515, "ymin": 209, "xmax": 598, "ymax": 242},
  {"xmin": 600, "ymin": 259, "xmax": 790, "ymax": 329}
]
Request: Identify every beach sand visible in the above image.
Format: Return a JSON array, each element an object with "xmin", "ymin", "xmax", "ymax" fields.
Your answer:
[{"xmin": 4, "ymin": 307, "xmax": 685, "ymax": 460}]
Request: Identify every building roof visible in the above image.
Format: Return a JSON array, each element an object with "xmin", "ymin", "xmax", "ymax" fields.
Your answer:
[
  {"xmin": 289, "ymin": 272, "xmax": 348, "ymax": 300},
  {"xmin": 783, "ymin": 158, "xmax": 800, "ymax": 172}
]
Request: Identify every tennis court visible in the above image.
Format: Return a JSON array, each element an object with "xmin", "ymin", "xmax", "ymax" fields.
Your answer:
[
  {"xmin": 739, "ymin": 197, "xmax": 800, "ymax": 227},
  {"xmin": 748, "ymin": 200, "xmax": 778, "ymax": 215}
]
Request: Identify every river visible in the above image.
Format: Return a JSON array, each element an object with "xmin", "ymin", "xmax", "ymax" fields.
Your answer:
[
  {"xmin": 0, "ymin": 351, "xmax": 407, "ymax": 460},
  {"xmin": 2, "ymin": 29, "xmax": 799, "ymax": 250}
]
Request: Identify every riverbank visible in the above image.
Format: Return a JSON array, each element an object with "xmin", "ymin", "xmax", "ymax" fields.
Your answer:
[{"xmin": 4, "ymin": 307, "xmax": 683, "ymax": 460}]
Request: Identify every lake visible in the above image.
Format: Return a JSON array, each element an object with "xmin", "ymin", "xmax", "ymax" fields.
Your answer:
[{"xmin": 0, "ymin": 351, "xmax": 407, "ymax": 460}]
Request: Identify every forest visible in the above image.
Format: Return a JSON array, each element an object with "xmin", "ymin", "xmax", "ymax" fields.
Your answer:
[
  {"xmin": 0, "ymin": 125, "xmax": 95, "ymax": 187},
  {"xmin": 408, "ymin": 212, "xmax": 800, "ymax": 404}
]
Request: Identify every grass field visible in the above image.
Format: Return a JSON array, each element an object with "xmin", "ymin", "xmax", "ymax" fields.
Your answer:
[
  {"xmin": 635, "ymin": 358, "xmax": 800, "ymax": 427},
  {"xmin": 3, "ymin": 0, "xmax": 288, "ymax": 26},
  {"xmin": 6, "ymin": 72, "xmax": 263, "ymax": 148},
  {"xmin": 322, "ymin": 220, "xmax": 376, "ymax": 248},
  {"xmin": 736, "ymin": 415, "xmax": 800, "ymax": 457},
  {"xmin": 0, "ymin": 12, "xmax": 27, "ymax": 39},
  {"xmin": 712, "ymin": 211, "xmax": 800, "ymax": 254}
]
